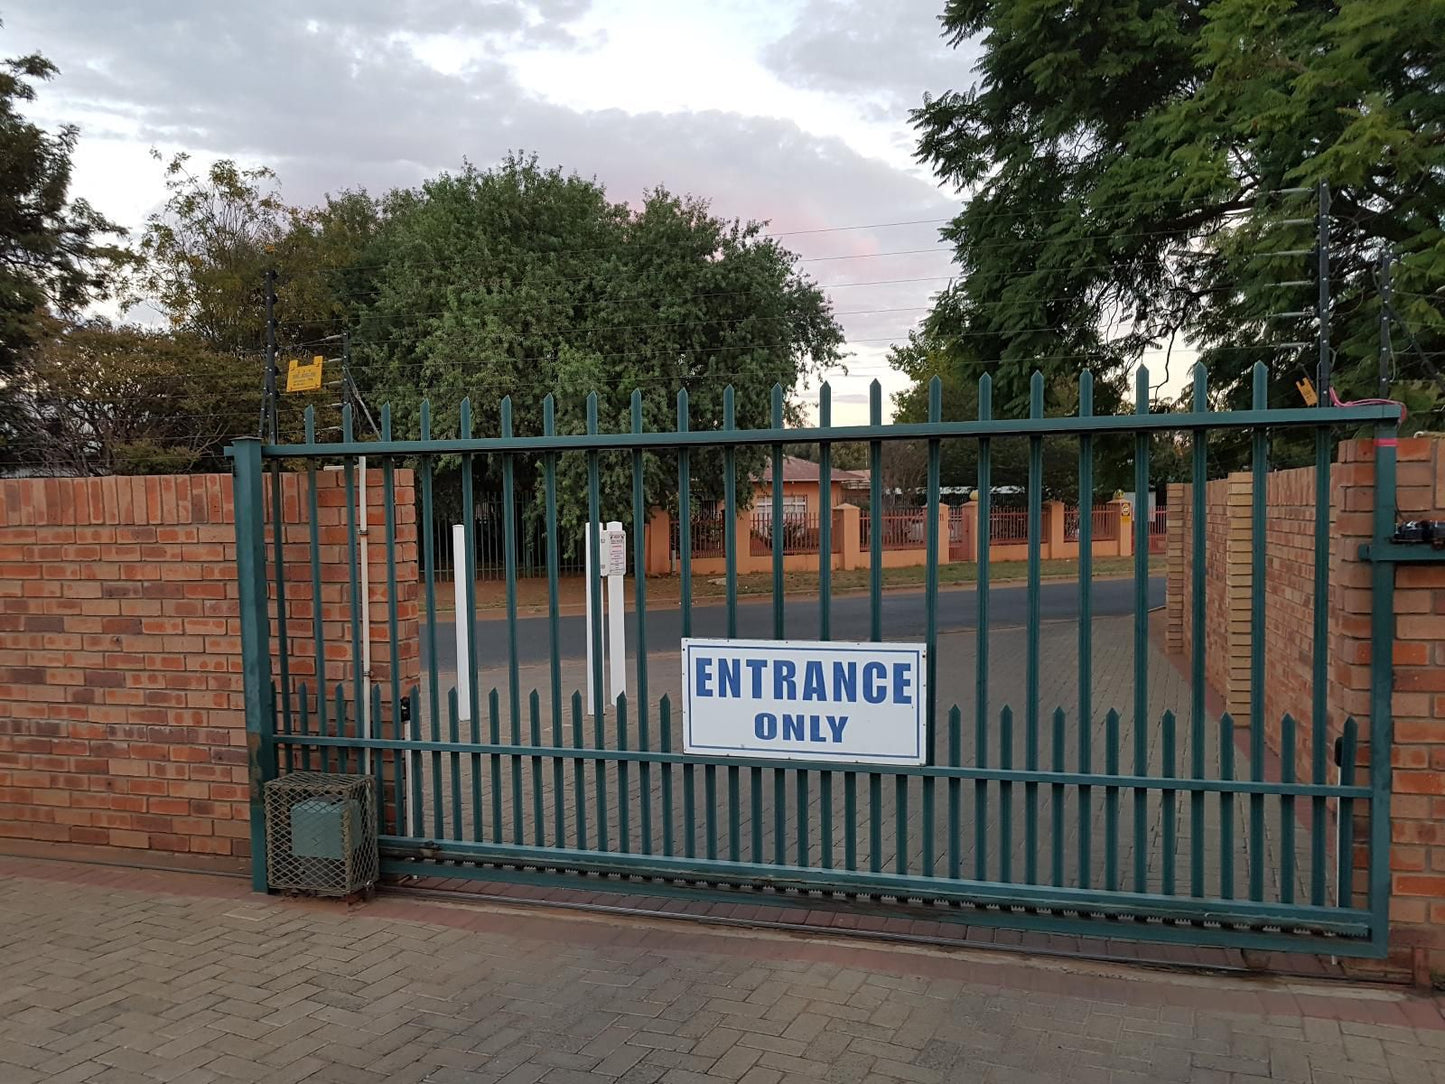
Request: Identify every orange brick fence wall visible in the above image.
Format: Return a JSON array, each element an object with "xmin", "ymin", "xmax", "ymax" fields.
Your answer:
[
  {"xmin": 1163, "ymin": 437, "xmax": 1445, "ymax": 980},
  {"xmin": 0, "ymin": 470, "xmax": 418, "ymax": 869}
]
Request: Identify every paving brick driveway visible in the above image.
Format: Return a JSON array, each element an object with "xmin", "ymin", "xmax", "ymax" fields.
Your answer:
[{"xmin": 1, "ymin": 856, "xmax": 1441, "ymax": 1083}]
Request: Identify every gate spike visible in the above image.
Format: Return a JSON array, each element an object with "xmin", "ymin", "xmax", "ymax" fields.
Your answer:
[
  {"xmin": 1030, "ymin": 370, "xmax": 1044, "ymax": 418},
  {"xmin": 676, "ymin": 387, "xmax": 689, "ymax": 429},
  {"xmin": 929, "ymin": 374, "xmax": 942, "ymax": 414},
  {"xmin": 500, "ymin": 396, "xmax": 513, "ymax": 438},
  {"xmin": 459, "ymin": 397, "xmax": 472, "ymax": 438},
  {"xmin": 341, "ymin": 403, "xmax": 354, "ymax": 441},
  {"xmin": 1079, "ymin": 369, "xmax": 1093, "ymax": 415},
  {"xmin": 978, "ymin": 372, "xmax": 992, "ymax": 418},
  {"xmin": 1192, "ymin": 362, "xmax": 1209, "ymax": 410},
  {"xmin": 304, "ymin": 405, "xmax": 316, "ymax": 444},
  {"xmin": 419, "ymin": 399, "xmax": 431, "ymax": 440},
  {"xmin": 542, "ymin": 394, "xmax": 555, "ymax": 434},
  {"xmin": 586, "ymin": 392, "xmax": 598, "ymax": 434},
  {"xmin": 1135, "ymin": 364, "xmax": 1150, "ymax": 413},
  {"xmin": 631, "ymin": 388, "xmax": 643, "ymax": 431},
  {"xmin": 723, "ymin": 385, "xmax": 735, "ymax": 428},
  {"xmin": 380, "ymin": 403, "xmax": 391, "ymax": 441}
]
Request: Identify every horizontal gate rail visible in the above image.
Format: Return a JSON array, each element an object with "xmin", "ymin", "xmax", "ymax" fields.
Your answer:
[
  {"xmin": 275, "ymin": 732, "xmax": 1370, "ymax": 799},
  {"xmin": 234, "ymin": 362, "xmax": 1403, "ymax": 958}
]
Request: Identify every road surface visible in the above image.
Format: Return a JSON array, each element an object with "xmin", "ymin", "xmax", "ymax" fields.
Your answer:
[{"xmin": 423, "ymin": 576, "xmax": 1165, "ymax": 668}]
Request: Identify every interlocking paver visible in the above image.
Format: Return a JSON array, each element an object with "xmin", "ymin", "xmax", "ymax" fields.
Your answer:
[{"xmin": 0, "ymin": 858, "xmax": 1442, "ymax": 1083}]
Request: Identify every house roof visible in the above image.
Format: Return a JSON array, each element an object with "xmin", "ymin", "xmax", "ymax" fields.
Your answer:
[{"xmin": 760, "ymin": 456, "xmax": 870, "ymax": 484}]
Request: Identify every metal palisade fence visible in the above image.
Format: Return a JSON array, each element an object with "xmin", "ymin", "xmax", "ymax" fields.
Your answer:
[{"xmin": 230, "ymin": 364, "xmax": 1401, "ymax": 956}]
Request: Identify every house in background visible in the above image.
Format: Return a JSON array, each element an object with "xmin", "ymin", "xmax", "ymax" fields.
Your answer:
[{"xmin": 750, "ymin": 455, "xmax": 869, "ymax": 516}]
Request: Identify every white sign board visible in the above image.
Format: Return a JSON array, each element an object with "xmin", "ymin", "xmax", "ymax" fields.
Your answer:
[
  {"xmin": 682, "ymin": 638, "xmax": 927, "ymax": 765},
  {"xmin": 603, "ymin": 527, "xmax": 627, "ymax": 577}
]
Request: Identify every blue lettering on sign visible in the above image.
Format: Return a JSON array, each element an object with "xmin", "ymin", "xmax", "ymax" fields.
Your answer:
[
  {"xmin": 753, "ymin": 712, "xmax": 849, "ymax": 744},
  {"xmin": 773, "ymin": 659, "xmax": 797, "ymax": 700},
  {"xmin": 862, "ymin": 662, "xmax": 888, "ymax": 704},
  {"xmin": 833, "ymin": 661, "xmax": 856, "ymax": 700},
  {"xmin": 718, "ymin": 657, "xmax": 741, "ymax": 698},
  {"xmin": 696, "ymin": 656, "xmax": 713, "ymax": 697},
  {"xmin": 893, "ymin": 662, "xmax": 913, "ymax": 705},
  {"xmin": 746, "ymin": 658, "xmax": 767, "ymax": 697},
  {"xmin": 802, "ymin": 660, "xmax": 826, "ymax": 701}
]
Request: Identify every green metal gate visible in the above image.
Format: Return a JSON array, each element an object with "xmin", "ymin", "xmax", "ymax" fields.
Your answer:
[{"xmin": 232, "ymin": 363, "xmax": 1401, "ymax": 956}]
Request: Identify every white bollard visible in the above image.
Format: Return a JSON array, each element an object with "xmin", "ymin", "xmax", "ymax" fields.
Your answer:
[{"xmin": 452, "ymin": 524, "xmax": 471, "ymax": 723}]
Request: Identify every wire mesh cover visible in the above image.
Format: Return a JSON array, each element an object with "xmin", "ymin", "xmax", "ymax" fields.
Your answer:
[{"xmin": 264, "ymin": 772, "xmax": 377, "ymax": 896}]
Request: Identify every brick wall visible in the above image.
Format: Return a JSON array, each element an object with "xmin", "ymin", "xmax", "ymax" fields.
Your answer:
[
  {"xmin": 1164, "ymin": 436, "xmax": 1445, "ymax": 980},
  {"xmin": 0, "ymin": 469, "xmax": 418, "ymax": 869}
]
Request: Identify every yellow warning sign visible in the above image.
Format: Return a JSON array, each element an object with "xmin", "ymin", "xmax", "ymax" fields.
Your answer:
[
  {"xmin": 286, "ymin": 356, "xmax": 324, "ymax": 393},
  {"xmin": 1296, "ymin": 376, "xmax": 1318, "ymax": 407}
]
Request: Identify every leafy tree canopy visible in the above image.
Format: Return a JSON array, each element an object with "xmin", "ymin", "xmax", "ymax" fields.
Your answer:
[
  {"xmin": 907, "ymin": 0, "xmax": 1445, "ymax": 431},
  {"xmin": 346, "ymin": 154, "xmax": 844, "ymax": 521},
  {"xmin": 0, "ymin": 38, "xmax": 129, "ymax": 388}
]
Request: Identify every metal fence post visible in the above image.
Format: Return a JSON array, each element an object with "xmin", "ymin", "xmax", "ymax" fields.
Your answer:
[{"xmin": 231, "ymin": 437, "xmax": 277, "ymax": 892}]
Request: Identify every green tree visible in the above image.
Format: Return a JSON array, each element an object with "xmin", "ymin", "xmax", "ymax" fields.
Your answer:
[
  {"xmin": 0, "ymin": 41, "xmax": 129, "ymax": 427},
  {"xmin": 907, "ymin": 0, "xmax": 1445, "ymax": 431},
  {"xmin": 3, "ymin": 318, "xmax": 259, "ymax": 474},
  {"xmin": 348, "ymin": 155, "xmax": 844, "ymax": 521}
]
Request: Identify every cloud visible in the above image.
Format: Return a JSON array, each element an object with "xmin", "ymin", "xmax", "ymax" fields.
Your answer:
[
  {"xmin": 761, "ymin": 0, "xmax": 979, "ymax": 117},
  {"xmin": 8, "ymin": 0, "xmax": 963, "ymax": 419}
]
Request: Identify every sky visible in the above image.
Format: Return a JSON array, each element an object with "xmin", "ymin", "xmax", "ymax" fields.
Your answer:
[{"xmin": 9, "ymin": 0, "xmax": 984, "ymax": 424}]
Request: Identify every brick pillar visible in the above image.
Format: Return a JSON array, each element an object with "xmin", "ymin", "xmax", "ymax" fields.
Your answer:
[
  {"xmin": 1165, "ymin": 482, "xmax": 1185, "ymax": 654},
  {"xmin": 646, "ymin": 508, "xmax": 671, "ymax": 576},
  {"xmin": 1333, "ymin": 437, "xmax": 1445, "ymax": 979},
  {"xmin": 1044, "ymin": 500, "xmax": 1065, "ymax": 560},
  {"xmin": 1112, "ymin": 498, "xmax": 1133, "ymax": 558},
  {"xmin": 958, "ymin": 502, "xmax": 979, "ymax": 562},
  {"xmin": 836, "ymin": 505, "xmax": 861, "ymax": 572},
  {"xmin": 936, "ymin": 505, "xmax": 952, "ymax": 566},
  {"xmin": 1222, "ymin": 472, "xmax": 1253, "ymax": 725}
]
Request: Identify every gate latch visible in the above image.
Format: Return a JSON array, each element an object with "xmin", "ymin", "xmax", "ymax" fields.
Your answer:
[{"xmin": 1358, "ymin": 521, "xmax": 1445, "ymax": 563}]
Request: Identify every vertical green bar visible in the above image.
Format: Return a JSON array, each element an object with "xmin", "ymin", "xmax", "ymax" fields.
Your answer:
[
  {"xmin": 268, "ymin": 452, "xmax": 292, "ymax": 750},
  {"xmin": 819, "ymin": 383, "xmax": 833, "ymax": 641},
  {"xmin": 630, "ymin": 390, "xmax": 651, "ymax": 855},
  {"xmin": 1190, "ymin": 364, "xmax": 1208, "ymax": 898},
  {"xmin": 418, "ymin": 404, "xmax": 439, "ymax": 829},
  {"xmin": 820, "ymin": 771, "xmax": 833, "ymax": 869},
  {"xmin": 484, "ymin": 688, "xmax": 496, "ymax": 844},
  {"xmin": 868, "ymin": 381, "xmax": 883, "ymax": 642},
  {"xmin": 683, "ymin": 754, "xmax": 696, "ymax": 859},
  {"xmin": 1368, "ymin": 415, "xmax": 1397, "ymax": 948},
  {"xmin": 923, "ymin": 377, "xmax": 941, "ymax": 879},
  {"xmin": 1132, "ymin": 366, "xmax": 1150, "ymax": 896},
  {"xmin": 976, "ymin": 374, "xmax": 992, "ymax": 811},
  {"xmin": 771, "ymin": 384, "xmax": 785, "ymax": 640},
  {"xmin": 974, "ymin": 693, "xmax": 989, "ymax": 880},
  {"xmin": 868, "ymin": 772, "xmax": 881, "ymax": 873},
  {"xmin": 231, "ymin": 438, "xmax": 275, "ymax": 892},
  {"xmin": 448, "ymin": 689, "xmax": 461, "ymax": 842},
  {"xmin": 893, "ymin": 772, "xmax": 906, "ymax": 875},
  {"xmin": 999, "ymin": 707, "xmax": 1013, "ymax": 882},
  {"xmin": 948, "ymin": 707, "xmax": 961, "ymax": 879},
  {"xmin": 844, "ymin": 771, "xmax": 857, "ymax": 871},
  {"xmin": 305, "ymin": 454, "xmax": 325, "ymax": 773},
  {"xmin": 543, "ymin": 398, "xmax": 565, "ymax": 848},
  {"xmin": 381, "ymin": 406, "xmax": 404, "ymax": 836},
  {"xmin": 723, "ymin": 386, "xmax": 738, "ymax": 639},
  {"xmin": 752, "ymin": 765, "xmax": 764, "ymax": 863},
  {"xmin": 1025, "ymin": 371, "xmax": 1043, "ymax": 886},
  {"xmin": 659, "ymin": 696, "xmax": 674, "ymax": 856},
  {"xmin": 429, "ymin": 676, "xmax": 443, "ymax": 840},
  {"xmin": 585, "ymin": 395, "xmax": 607, "ymax": 851},
  {"xmin": 1051, "ymin": 707, "xmax": 1065, "ymax": 887},
  {"xmin": 370, "ymin": 684, "xmax": 384, "ymax": 834},
  {"xmin": 1248, "ymin": 362, "xmax": 1268, "ymax": 903},
  {"xmin": 408, "ymin": 688, "xmax": 422, "ymax": 838},
  {"xmin": 1219, "ymin": 712, "xmax": 1235, "ymax": 900},
  {"xmin": 617, "ymin": 693, "xmax": 630, "ymax": 854},
  {"xmin": 1162, "ymin": 710, "xmax": 1176, "ymax": 896},
  {"xmin": 341, "ymin": 407, "xmax": 365, "ymax": 765},
  {"xmin": 1104, "ymin": 708, "xmax": 1119, "ymax": 892},
  {"xmin": 335, "ymin": 684, "xmax": 348, "ymax": 776},
  {"xmin": 677, "ymin": 390, "xmax": 692, "ymax": 639},
  {"xmin": 1338, "ymin": 716, "xmax": 1358, "ymax": 908},
  {"xmin": 727, "ymin": 766, "xmax": 742, "ymax": 861},
  {"xmin": 500, "ymin": 398, "xmax": 524, "ymax": 846},
  {"xmin": 459, "ymin": 400, "xmax": 481, "ymax": 775},
  {"xmin": 797, "ymin": 770, "xmax": 810, "ymax": 868},
  {"xmin": 1077, "ymin": 372, "xmax": 1093, "ymax": 890},
  {"xmin": 772, "ymin": 768, "xmax": 785, "ymax": 865},
  {"xmin": 705, "ymin": 763, "xmax": 718, "ymax": 861},
  {"xmin": 529, "ymin": 690, "xmax": 544, "ymax": 847},
  {"xmin": 572, "ymin": 692, "xmax": 588, "ymax": 849},
  {"xmin": 293, "ymin": 686, "xmax": 305, "ymax": 776},
  {"xmin": 1280, "ymin": 713, "xmax": 1296, "ymax": 904},
  {"xmin": 1311, "ymin": 420, "xmax": 1330, "ymax": 906}
]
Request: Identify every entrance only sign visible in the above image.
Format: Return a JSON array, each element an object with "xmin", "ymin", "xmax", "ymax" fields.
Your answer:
[{"xmin": 681, "ymin": 638, "xmax": 927, "ymax": 765}]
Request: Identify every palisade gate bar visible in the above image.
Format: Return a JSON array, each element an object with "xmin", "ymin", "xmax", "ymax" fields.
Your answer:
[{"xmin": 229, "ymin": 363, "xmax": 1401, "ymax": 956}]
